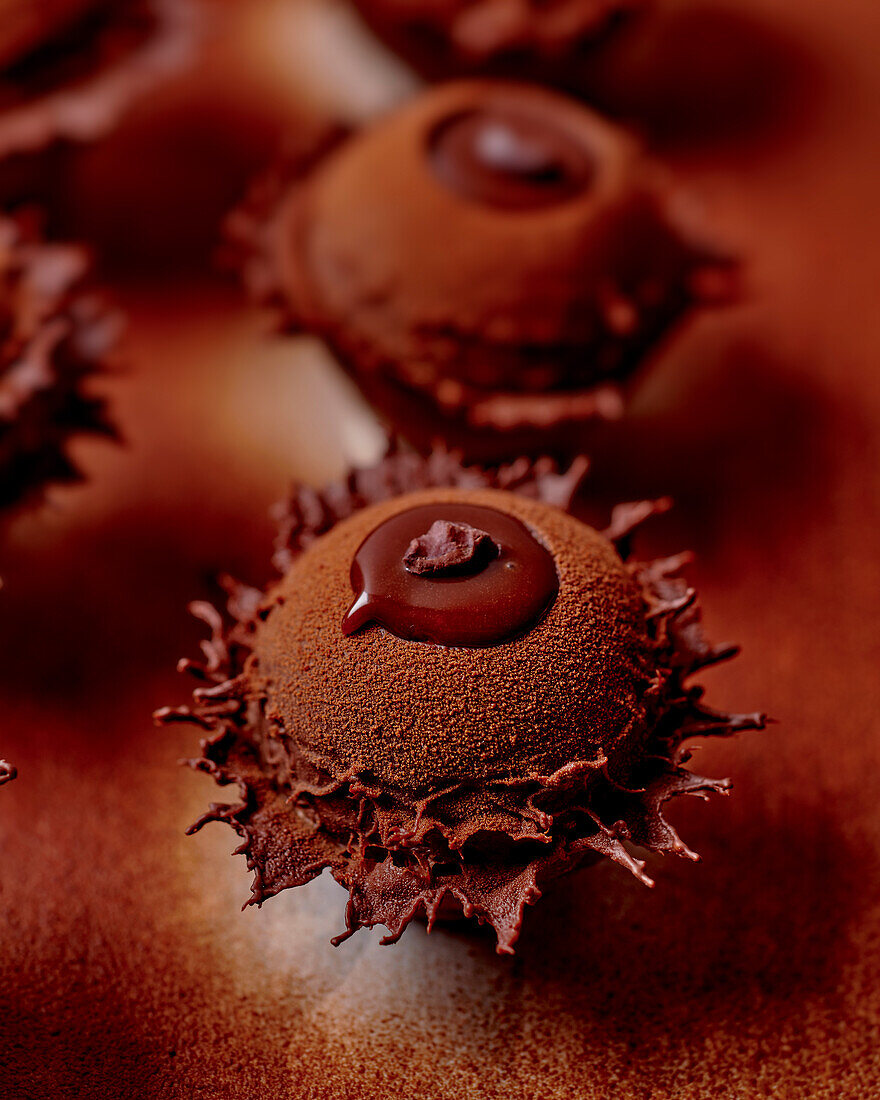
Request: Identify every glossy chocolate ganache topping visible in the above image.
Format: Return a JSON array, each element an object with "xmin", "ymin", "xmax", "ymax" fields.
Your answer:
[
  {"xmin": 159, "ymin": 448, "xmax": 766, "ymax": 954},
  {"xmin": 429, "ymin": 107, "xmax": 595, "ymax": 209},
  {"xmin": 343, "ymin": 503, "xmax": 558, "ymax": 646}
]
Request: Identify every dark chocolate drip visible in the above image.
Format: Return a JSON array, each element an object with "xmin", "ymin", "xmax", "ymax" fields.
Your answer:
[
  {"xmin": 343, "ymin": 503, "xmax": 558, "ymax": 647},
  {"xmin": 429, "ymin": 107, "xmax": 594, "ymax": 210}
]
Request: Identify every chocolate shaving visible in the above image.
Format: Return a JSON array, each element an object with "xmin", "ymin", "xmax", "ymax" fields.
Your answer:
[
  {"xmin": 359, "ymin": 0, "xmax": 645, "ymax": 70},
  {"xmin": 159, "ymin": 448, "xmax": 766, "ymax": 954},
  {"xmin": 403, "ymin": 520, "xmax": 498, "ymax": 576}
]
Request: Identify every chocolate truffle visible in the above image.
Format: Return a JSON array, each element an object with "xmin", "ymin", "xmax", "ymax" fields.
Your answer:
[
  {"xmin": 0, "ymin": 213, "xmax": 117, "ymax": 512},
  {"xmin": 235, "ymin": 81, "xmax": 734, "ymax": 461},
  {"xmin": 0, "ymin": 0, "xmax": 196, "ymax": 160},
  {"xmin": 159, "ymin": 449, "xmax": 765, "ymax": 954},
  {"xmin": 350, "ymin": 0, "xmax": 645, "ymax": 85}
]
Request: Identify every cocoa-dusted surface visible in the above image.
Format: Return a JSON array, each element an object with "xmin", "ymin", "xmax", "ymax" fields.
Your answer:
[{"xmin": 1, "ymin": 0, "xmax": 880, "ymax": 1096}]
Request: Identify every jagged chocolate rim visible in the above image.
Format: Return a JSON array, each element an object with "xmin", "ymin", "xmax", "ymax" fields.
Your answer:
[
  {"xmin": 226, "ymin": 119, "xmax": 737, "ymax": 437},
  {"xmin": 0, "ymin": 212, "xmax": 119, "ymax": 513},
  {"xmin": 0, "ymin": 0, "xmax": 198, "ymax": 159},
  {"xmin": 157, "ymin": 448, "xmax": 766, "ymax": 954}
]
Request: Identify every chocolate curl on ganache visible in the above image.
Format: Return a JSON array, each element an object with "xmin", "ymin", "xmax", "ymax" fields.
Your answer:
[
  {"xmin": 227, "ymin": 81, "xmax": 738, "ymax": 444},
  {"xmin": 0, "ymin": 212, "xmax": 119, "ymax": 512},
  {"xmin": 157, "ymin": 447, "xmax": 766, "ymax": 955},
  {"xmin": 0, "ymin": 0, "xmax": 199, "ymax": 159}
]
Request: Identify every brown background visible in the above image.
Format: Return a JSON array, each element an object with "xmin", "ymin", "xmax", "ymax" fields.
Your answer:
[{"xmin": 1, "ymin": 0, "xmax": 879, "ymax": 1096}]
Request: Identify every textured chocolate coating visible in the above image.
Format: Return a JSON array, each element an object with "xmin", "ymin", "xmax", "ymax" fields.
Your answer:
[
  {"xmin": 0, "ymin": 213, "xmax": 117, "ymax": 512},
  {"xmin": 160, "ymin": 450, "xmax": 764, "ymax": 953},
  {"xmin": 343, "ymin": 502, "xmax": 558, "ymax": 646},
  {"xmin": 235, "ymin": 80, "xmax": 734, "ymax": 459},
  {"xmin": 0, "ymin": 0, "xmax": 196, "ymax": 159}
]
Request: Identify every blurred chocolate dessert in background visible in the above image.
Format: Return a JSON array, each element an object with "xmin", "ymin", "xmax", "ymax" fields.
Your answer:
[
  {"xmin": 346, "ymin": 0, "xmax": 821, "ymax": 156},
  {"xmin": 160, "ymin": 447, "xmax": 763, "ymax": 953},
  {"xmin": 0, "ymin": 211, "xmax": 117, "ymax": 515},
  {"xmin": 234, "ymin": 79, "xmax": 735, "ymax": 462},
  {"xmin": 350, "ymin": 0, "xmax": 645, "ymax": 85}
]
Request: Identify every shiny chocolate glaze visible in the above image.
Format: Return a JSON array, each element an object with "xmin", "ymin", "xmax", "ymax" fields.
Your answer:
[
  {"xmin": 342, "ymin": 502, "xmax": 559, "ymax": 646},
  {"xmin": 428, "ymin": 106, "xmax": 594, "ymax": 209}
]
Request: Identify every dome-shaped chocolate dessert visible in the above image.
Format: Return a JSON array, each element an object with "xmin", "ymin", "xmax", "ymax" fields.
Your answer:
[
  {"xmin": 0, "ymin": 0, "xmax": 196, "ymax": 160},
  {"xmin": 0, "ymin": 213, "xmax": 117, "ymax": 512},
  {"xmin": 159, "ymin": 449, "xmax": 764, "ymax": 953},
  {"xmin": 236, "ymin": 80, "xmax": 734, "ymax": 461},
  {"xmin": 350, "ymin": 0, "xmax": 645, "ymax": 85}
]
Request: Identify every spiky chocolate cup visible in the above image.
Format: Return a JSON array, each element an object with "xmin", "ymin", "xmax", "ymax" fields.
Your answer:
[
  {"xmin": 233, "ymin": 80, "xmax": 734, "ymax": 462},
  {"xmin": 0, "ymin": 0, "xmax": 196, "ymax": 161},
  {"xmin": 0, "ymin": 212, "xmax": 117, "ymax": 513},
  {"xmin": 159, "ymin": 449, "xmax": 764, "ymax": 954}
]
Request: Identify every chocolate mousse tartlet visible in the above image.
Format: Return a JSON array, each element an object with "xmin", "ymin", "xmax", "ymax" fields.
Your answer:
[
  {"xmin": 351, "ymin": 0, "xmax": 645, "ymax": 85},
  {"xmin": 0, "ymin": 213, "xmax": 117, "ymax": 512},
  {"xmin": 235, "ymin": 81, "xmax": 735, "ymax": 461},
  {"xmin": 0, "ymin": 0, "xmax": 196, "ymax": 160},
  {"xmin": 159, "ymin": 448, "xmax": 765, "ymax": 953}
]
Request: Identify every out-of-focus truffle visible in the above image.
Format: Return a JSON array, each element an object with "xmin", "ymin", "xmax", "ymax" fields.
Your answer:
[
  {"xmin": 159, "ymin": 448, "xmax": 765, "ymax": 954},
  {"xmin": 234, "ymin": 80, "xmax": 734, "ymax": 461},
  {"xmin": 350, "ymin": 0, "xmax": 646, "ymax": 84},
  {"xmin": 0, "ymin": 0, "xmax": 196, "ymax": 159},
  {"xmin": 0, "ymin": 213, "xmax": 117, "ymax": 512}
]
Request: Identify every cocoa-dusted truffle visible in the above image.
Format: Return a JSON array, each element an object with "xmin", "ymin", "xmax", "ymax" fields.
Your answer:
[
  {"xmin": 351, "ymin": 0, "xmax": 645, "ymax": 85},
  {"xmin": 235, "ymin": 81, "xmax": 734, "ymax": 461},
  {"xmin": 0, "ymin": 0, "xmax": 196, "ymax": 159},
  {"xmin": 159, "ymin": 449, "xmax": 765, "ymax": 954},
  {"xmin": 0, "ymin": 213, "xmax": 117, "ymax": 512}
]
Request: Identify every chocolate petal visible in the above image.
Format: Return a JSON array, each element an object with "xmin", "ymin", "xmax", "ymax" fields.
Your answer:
[{"xmin": 403, "ymin": 519, "xmax": 498, "ymax": 576}]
